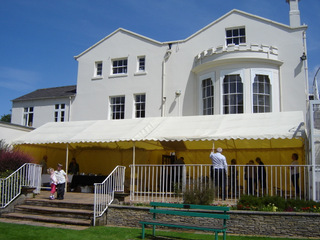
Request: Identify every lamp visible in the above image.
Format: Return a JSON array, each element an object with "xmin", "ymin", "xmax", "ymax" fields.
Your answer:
[{"xmin": 300, "ymin": 52, "xmax": 307, "ymax": 61}]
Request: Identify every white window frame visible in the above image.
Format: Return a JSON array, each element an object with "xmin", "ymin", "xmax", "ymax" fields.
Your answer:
[
  {"xmin": 93, "ymin": 61, "xmax": 103, "ymax": 79},
  {"xmin": 54, "ymin": 104, "xmax": 66, "ymax": 122},
  {"xmin": 220, "ymin": 69, "xmax": 244, "ymax": 114},
  {"xmin": 111, "ymin": 58, "xmax": 128, "ymax": 76},
  {"xmin": 134, "ymin": 93, "xmax": 146, "ymax": 118},
  {"xmin": 251, "ymin": 69, "xmax": 273, "ymax": 113},
  {"xmin": 226, "ymin": 27, "xmax": 246, "ymax": 46},
  {"xmin": 199, "ymin": 73, "xmax": 215, "ymax": 115},
  {"xmin": 23, "ymin": 107, "xmax": 34, "ymax": 127},
  {"xmin": 137, "ymin": 56, "xmax": 146, "ymax": 72},
  {"xmin": 110, "ymin": 96, "xmax": 125, "ymax": 119}
]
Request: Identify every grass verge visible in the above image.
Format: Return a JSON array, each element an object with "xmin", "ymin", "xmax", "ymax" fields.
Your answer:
[{"xmin": 0, "ymin": 222, "xmax": 318, "ymax": 240}]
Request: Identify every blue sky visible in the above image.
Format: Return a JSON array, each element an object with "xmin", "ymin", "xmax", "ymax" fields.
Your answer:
[{"xmin": 1, "ymin": 0, "xmax": 319, "ymax": 117}]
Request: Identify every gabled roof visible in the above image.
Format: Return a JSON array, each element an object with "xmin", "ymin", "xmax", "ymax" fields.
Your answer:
[
  {"xmin": 12, "ymin": 85, "xmax": 76, "ymax": 102},
  {"xmin": 184, "ymin": 9, "xmax": 307, "ymax": 42},
  {"xmin": 74, "ymin": 28, "xmax": 163, "ymax": 60},
  {"xmin": 74, "ymin": 9, "xmax": 307, "ymax": 59}
]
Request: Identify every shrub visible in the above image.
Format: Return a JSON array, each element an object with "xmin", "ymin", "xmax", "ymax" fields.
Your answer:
[
  {"xmin": 0, "ymin": 140, "xmax": 34, "ymax": 177},
  {"xmin": 236, "ymin": 195, "xmax": 320, "ymax": 212},
  {"xmin": 183, "ymin": 184, "xmax": 214, "ymax": 205}
]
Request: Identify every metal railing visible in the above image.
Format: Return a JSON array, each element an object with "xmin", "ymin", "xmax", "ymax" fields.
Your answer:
[
  {"xmin": 93, "ymin": 165, "xmax": 126, "ymax": 226},
  {"xmin": 130, "ymin": 164, "xmax": 318, "ymax": 202},
  {"xmin": 0, "ymin": 163, "xmax": 42, "ymax": 208}
]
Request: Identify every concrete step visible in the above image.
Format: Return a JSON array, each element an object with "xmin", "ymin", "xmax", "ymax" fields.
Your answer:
[
  {"xmin": 15, "ymin": 205, "xmax": 93, "ymax": 219},
  {"xmin": 2, "ymin": 212, "xmax": 92, "ymax": 226},
  {"xmin": 24, "ymin": 198, "xmax": 93, "ymax": 210}
]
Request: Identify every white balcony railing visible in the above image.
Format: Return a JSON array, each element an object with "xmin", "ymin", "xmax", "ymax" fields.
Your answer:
[{"xmin": 130, "ymin": 164, "xmax": 319, "ymax": 203}]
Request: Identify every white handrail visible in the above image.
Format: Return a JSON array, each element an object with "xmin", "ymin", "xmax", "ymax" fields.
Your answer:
[
  {"xmin": 0, "ymin": 163, "xmax": 42, "ymax": 208},
  {"xmin": 93, "ymin": 165, "xmax": 126, "ymax": 226}
]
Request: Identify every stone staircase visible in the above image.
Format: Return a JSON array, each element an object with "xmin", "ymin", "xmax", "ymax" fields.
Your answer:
[{"xmin": 1, "ymin": 193, "xmax": 94, "ymax": 228}]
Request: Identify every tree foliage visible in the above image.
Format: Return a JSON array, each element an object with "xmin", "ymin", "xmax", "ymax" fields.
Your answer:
[{"xmin": 0, "ymin": 114, "xmax": 11, "ymax": 123}]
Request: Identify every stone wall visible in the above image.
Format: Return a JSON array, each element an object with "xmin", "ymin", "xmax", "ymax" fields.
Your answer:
[{"xmin": 106, "ymin": 205, "xmax": 320, "ymax": 238}]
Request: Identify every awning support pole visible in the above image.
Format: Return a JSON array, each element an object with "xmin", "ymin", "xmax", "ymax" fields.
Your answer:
[
  {"xmin": 65, "ymin": 144, "xmax": 69, "ymax": 192},
  {"xmin": 131, "ymin": 142, "xmax": 136, "ymax": 201}
]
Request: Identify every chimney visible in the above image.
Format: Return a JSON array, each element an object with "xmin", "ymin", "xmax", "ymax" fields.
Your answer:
[{"xmin": 286, "ymin": 0, "xmax": 301, "ymax": 27}]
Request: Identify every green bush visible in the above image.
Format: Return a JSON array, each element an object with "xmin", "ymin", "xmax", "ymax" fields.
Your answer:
[
  {"xmin": 183, "ymin": 184, "xmax": 214, "ymax": 205},
  {"xmin": 236, "ymin": 195, "xmax": 320, "ymax": 212}
]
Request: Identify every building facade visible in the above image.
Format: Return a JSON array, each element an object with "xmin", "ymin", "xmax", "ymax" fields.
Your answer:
[
  {"xmin": 11, "ymin": 86, "xmax": 76, "ymax": 128},
  {"xmin": 11, "ymin": 0, "xmax": 308, "ymax": 127}
]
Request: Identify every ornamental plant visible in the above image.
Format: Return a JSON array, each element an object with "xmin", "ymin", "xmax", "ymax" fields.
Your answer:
[
  {"xmin": 236, "ymin": 195, "xmax": 320, "ymax": 213},
  {"xmin": 183, "ymin": 184, "xmax": 214, "ymax": 205},
  {"xmin": 0, "ymin": 140, "xmax": 34, "ymax": 178}
]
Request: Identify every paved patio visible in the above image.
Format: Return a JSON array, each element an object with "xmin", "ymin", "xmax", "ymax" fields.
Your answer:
[{"xmin": 35, "ymin": 190, "xmax": 95, "ymax": 204}]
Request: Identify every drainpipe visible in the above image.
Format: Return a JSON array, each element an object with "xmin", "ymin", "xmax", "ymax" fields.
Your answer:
[
  {"xmin": 68, "ymin": 96, "xmax": 74, "ymax": 121},
  {"xmin": 161, "ymin": 48, "xmax": 172, "ymax": 117},
  {"xmin": 302, "ymin": 30, "xmax": 309, "ymax": 101}
]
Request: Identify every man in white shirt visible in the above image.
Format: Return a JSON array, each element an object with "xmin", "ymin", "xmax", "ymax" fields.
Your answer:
[
  {"xmin": 55, "ymin": 163, "xmax": 68, "ymax": 200},
  {"xmin": 210, "ymin": 144, "xmax": 228, "ymax": 200}
]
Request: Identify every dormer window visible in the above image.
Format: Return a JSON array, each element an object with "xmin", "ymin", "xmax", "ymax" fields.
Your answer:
[{"xmin": 226, "ymin": 27, "xmax": 246, "ymax": 45}]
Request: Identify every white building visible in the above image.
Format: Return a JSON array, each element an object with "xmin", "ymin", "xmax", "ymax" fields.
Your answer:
[
  {"xmin": 11, "ymin": 1, "xmax": 320, "ymax": 202},
  {"xmin": 12, "ymin": 0, "xmax": 308, "ymax": 125},
  {"xmin": 11, "ymin": 85, "xmax": 76, "ymax": 128}
]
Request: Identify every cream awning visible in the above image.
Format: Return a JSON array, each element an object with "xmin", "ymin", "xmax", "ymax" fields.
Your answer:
[{"xmin": 12, "ymin": 111, "xmax": 305, "ymax": 150}]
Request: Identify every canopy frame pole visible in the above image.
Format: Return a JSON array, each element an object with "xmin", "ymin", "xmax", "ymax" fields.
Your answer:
[
  {"xmin": 65, "ymin": 144, "xmax": 69, "ymax": 192},
  {"xmin": 131, "ymin": 142, "xmax": 136, "ymax": 201}
]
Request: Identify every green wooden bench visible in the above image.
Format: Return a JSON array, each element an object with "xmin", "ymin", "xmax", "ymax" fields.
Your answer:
[{"xmin": 140, "ymin": 202, "xmax": 230, "ymax": 240}]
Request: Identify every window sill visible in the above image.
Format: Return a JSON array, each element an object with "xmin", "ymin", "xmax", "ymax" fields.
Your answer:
[
  {"xmin": 92, "ymin": 76, "xmax": 103, "ymax": 80},
  {"xmin": 109, "ymin": 74, "xmax": 128, "ymax": 78},
  {"xmin": 134, "ymin": 71, "xmax": 147, "ymax": 76}
]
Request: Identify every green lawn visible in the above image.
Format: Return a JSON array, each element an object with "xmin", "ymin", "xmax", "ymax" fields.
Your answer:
[{"xmin": 0, "ymin": 222, "xmax": 318, "ymax": 240}]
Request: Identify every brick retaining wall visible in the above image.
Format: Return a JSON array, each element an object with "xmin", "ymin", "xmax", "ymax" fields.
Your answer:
[{"xmin": 106, "ymin": 205, "xmax": 320, "ymax": 238}]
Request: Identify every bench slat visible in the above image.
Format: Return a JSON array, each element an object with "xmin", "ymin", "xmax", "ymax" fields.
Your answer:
[
  {"xmin": 150, "ymin": 202, "xmax": 230, "ymax": 211},
  {"xmin": 140, "ymin": 220, "xmax": 227, "ymax": 232},
  {"xmin": 141, "ymin": 202, "xmax": 229, "ymax": 240},
  {"xmin": 150, "ymin": 209, "xmax": 230, "ymax": 220}
]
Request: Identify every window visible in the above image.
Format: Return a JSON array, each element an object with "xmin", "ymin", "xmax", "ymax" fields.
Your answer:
[
  {"xmin": 223, "ymin": 74, "xmax": 243, "ymax": 114},
  {"xmin": 226, "ymin": 27, "xmax": 246, "ymax": 45},
  {"xmin": 112, "ymin": 58, "xmax": 127, "ymax": 75},
  {"xmin": 95, "ymin": 61, "xmax": 103, "ymax": 77},
  {"xmin": 138, "ymin": 56, "xmax": 145, "ymax": 72},
  {"xmin": 253, "ymin": 75, "xmax": 271, "ymax": 113},
  {"xmin": 202, "ymin": 78, "xmax": 214, "ymax": 115},
  {"xmin": 135, "ymin": 94, "xmax": 146, "ymax": 118},
  {"xmin": 23, "ymin": 107, "xmax": 33, "ymax": 127},
  {"xmin": 54, "ymin": 104, "xmax": 66, "ymax": 122},
  {"xmin": 110, "ymin": 96, "xmax": 125, "ymax": 119}
]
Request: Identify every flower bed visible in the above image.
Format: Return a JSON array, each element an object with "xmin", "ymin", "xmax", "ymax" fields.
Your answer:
[{"xmin": 234, "ymin": 195, "xmax": 320, "ymax": 213}]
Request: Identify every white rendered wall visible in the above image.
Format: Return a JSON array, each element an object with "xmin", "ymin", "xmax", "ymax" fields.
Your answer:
[
  {"xmin": 72, "ymin": 10, "xmax": 307, "ymax": 121},
  {"xmin": 72, "ymin": 30, "xmax": 166, "ymax": 121},
  {"xmin": 163, "ymin": 11, "xmax": 307, "ymax": 117},
  {"xmin": 11, "ymin": 98, "xmax": 71, "ymax": 128}
]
